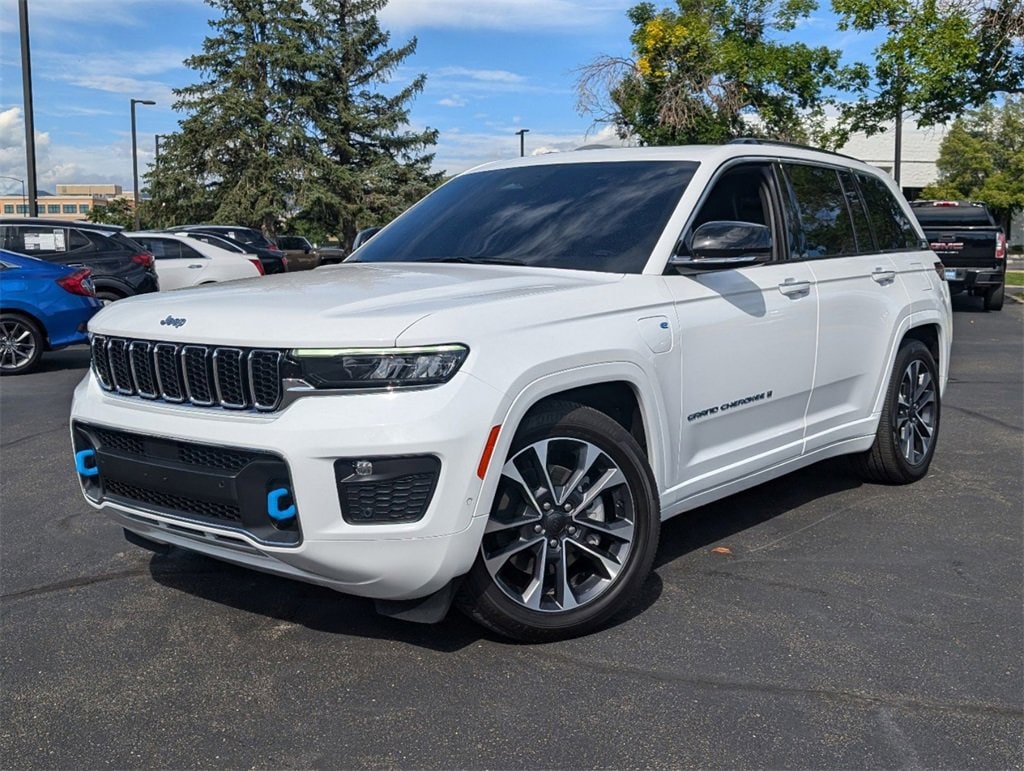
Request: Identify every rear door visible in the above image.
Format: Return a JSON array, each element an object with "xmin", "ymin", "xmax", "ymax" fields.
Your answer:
[{"xmin": 781, "ymin": 163, "xmax": 910, "ymax": 451}]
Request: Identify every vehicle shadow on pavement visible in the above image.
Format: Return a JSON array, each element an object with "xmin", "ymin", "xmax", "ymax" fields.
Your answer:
[
  {"xmin": 146, "ymin": 552, "xmax": 492, "ymax": 650},
  {"xmin": 145, "ymin": 458, "xmax": 861, "ymax": 648},
  {"xmin": 654, "ymin": 457, "xmax": 863, "ymax": 568}
]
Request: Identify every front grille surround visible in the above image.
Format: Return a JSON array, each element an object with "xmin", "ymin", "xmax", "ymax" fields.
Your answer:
[{"xmin": 91, "ymin": 335, "xmax": 284, "ymax": 412}]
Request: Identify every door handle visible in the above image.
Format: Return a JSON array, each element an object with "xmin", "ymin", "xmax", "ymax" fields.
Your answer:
[
  {"xmin": 871, "ymin": 268, "xmax": 896, "ymax": 285},
  {"xmin": 187, "ymin": 264, "xmax": 204, "ymax": 269},
  {"xmin": 778, "ymin": 279, "xmax": 811, "ymax": 297}
]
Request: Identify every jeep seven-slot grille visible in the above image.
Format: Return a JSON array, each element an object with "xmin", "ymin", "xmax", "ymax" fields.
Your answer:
[{"xmin": 91, "ymin": 336, "xmax": 284, "ymax": 411}]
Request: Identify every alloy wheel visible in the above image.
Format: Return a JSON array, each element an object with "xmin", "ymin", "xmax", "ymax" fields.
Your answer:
[
  {"xmin": 895, "ymin": 359, "xmax": 936, "ymax": 465},
  {"xmin": 0, "ymin": 319, "xmax": 38, "ymax": 372},
  {"xmin": 481, "ymin": 437, "xmax": 636, "ymax": 613}
]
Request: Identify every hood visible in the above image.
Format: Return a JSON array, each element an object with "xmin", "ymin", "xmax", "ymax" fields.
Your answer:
[{"xmin": 88, "ymin": 262, "xmax": 621, "ymax": 347}]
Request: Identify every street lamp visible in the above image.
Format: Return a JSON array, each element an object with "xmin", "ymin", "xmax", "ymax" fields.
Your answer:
[
  {"xmin": 130, "ymin": 98, "xmax": 155, "ymax": 230},
  {"xmin": 0, "ymin": 175, "xmax": 26, "ymax": 216},
  {"xmin": 515, "ymin": 128, "xmax": 530, "ymax": 158}
]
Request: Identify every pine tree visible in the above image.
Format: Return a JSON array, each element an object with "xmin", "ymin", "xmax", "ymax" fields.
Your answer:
[
  {"xmin": 147, "ymin": 0, "xmax": 439, "ymax": 245},
  {"xmin": 298, "ymin": 0, "xmax": 441, "ymax": 247}
]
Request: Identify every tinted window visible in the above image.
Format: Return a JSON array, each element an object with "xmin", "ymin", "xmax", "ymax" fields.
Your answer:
[
  {"xmin": 78, "ymin": 204, "xmax": 90, "ymax": 213},
  {"xmin": 136, "ymin": 238, "xmax": 181, "ymax": 259},
  {"xmin": 47, "ymin": 204, "xmax": 60, "ymax": 214},
  {"xmin": 354, "ymin": 161, "xmax": 698, "ymax": 273},
  {"xmin": 3, "ymin": 205, "xmax": 12, "ymax": 214},
  {"xmin": 784, "ymin": 164, "xmax": 856, "ymax": 258},
  {"xmin": 68, "ymin": 229, "xmax": 92, "ymax": 251},
  {"xmin": 838, "ymin": 171, "xmax": 875, "ymax": 253},
  {"xmin": 63, "ymin": 204, "xmax": 76, "ymax": 214},
  {"xmin": 910, "ymin": 205, "xmax": 994, "ymax": 226},
  {"xmin": 857, "ymin": 173, "xmax": 920, "ymax": 250}
]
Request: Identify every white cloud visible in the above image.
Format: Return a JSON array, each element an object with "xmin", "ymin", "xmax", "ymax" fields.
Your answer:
[
  {"xmin": 436, "ymin": 67, "xmax": 525, "ymax": 84},
  {"xmin": 438, "ymin": 96, "xmax": 469, "ymax": 108},
  {"xmin": 0, "ymin": 105, "xmax": 147, "ymax": 191},
  {"xmin": 380, "ymin": 0, "xmax": 632, "ymax": 31}
]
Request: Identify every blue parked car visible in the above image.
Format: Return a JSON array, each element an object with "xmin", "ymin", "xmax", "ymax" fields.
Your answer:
[{"xmin": 0, "ymin": 249, "xmax": 102, "ymax": 375}]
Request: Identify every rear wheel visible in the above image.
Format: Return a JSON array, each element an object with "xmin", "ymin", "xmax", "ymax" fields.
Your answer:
[
  {"xmin": 458, "ymin": 402, "xmax": 660, "ymax": 642},
  {"xmin": 0, "ymin": 313, "xmax": 44, "ymax": 375},
  {"xmin": 984, "ymin": 284, "xmax": 1004, "ymax": 311},
  {"xmin": 853, "ymin": 340, "xmax": 940, "ymax": 484},
  {"xmin": 96, "ymin": 290, "xmax": 123, "ymax": 305}
]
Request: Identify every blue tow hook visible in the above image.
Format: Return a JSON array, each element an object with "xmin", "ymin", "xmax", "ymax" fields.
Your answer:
[
  {"xmin": 267, "ymin": 488, "xmax": 297, "ymax": 521},
  {"xmin": 75, "ymin": 449, "xmax": 99, "ymax": 477}
]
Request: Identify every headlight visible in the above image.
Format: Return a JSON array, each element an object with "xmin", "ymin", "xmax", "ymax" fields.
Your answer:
[{"xmin": 286, "ymin": 344, "xmax": 469, "ymax": 389}]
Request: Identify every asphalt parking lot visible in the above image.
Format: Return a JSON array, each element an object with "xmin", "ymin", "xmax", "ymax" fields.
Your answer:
[{"xmin": 1, "ymin": 296, "xmax": 1021, "ymax": 769}]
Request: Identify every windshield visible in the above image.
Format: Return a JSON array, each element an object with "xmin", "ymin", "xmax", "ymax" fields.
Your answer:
[{"xmin": 351, "ymin": 160, "xmax": 697, "ymax": 273}]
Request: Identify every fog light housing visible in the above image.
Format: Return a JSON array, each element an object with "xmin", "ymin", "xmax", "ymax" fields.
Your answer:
[{"xmin": 334, "ymin": 456, "xmax": 441, "ymax": 524}]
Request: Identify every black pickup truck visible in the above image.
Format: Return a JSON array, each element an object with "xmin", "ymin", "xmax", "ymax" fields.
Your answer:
[{"xmin": 910, "ymin": 201, "xmax": 1008, "ymax": 311}]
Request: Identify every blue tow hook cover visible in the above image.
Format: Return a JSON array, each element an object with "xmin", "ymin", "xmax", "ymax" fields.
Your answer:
[
  {"xmin": 75, "ymin": 449, "xmax": 99, "ymax": 477},
  {"xmin": 267, "ymin": 487, "xmax": 297, "ymax": 521}
]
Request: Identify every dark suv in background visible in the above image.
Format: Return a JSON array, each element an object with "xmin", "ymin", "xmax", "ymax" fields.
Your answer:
[
  {"xmin": 0, "ymin": 219, "xmax": 159, "ymax": 302},
  {"xmin": 167, "ymin": 225, "xmax": 288, "ymax": 273}
]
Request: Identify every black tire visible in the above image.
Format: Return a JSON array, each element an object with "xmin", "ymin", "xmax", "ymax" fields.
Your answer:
[
  {"xmin": 0, "ymin": 313, "xmax": 45, "ymax": 375},
  {"xmin": 96, "ymin": 290, "xmax": 123, "ymax": 305},
  {"xmin": 853, "ymin": 339, "xmax": 940, "ymax": 484},
  {"xmin": 984, "ymin": 284, "xmax": 1004, "ymax": 311},
  {"xmin": 458, "ymin": 401, "xmax": 660, "ymax": 642}
]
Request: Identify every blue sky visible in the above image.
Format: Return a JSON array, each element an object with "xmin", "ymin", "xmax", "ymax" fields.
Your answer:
[{"xmin": 0, "ymin": 0, "xmax": 882, "ymax": 193}]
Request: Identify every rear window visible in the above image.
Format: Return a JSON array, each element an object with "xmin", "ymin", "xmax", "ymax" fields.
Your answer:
[
  {"xmin": 353, "ymin": 161, "xmax": 698, "ymax": 273},
  {"xmin": 106, "ymin": 232, "xmax": 148, "ymax": 253},
  {"xmin": 911, "ymin": 205, "xmax": 995, "ymax": 227}
]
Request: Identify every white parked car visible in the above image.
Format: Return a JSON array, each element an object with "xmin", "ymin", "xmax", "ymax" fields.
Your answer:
[
  {"xmin": 73, "ymin": 143, "xmax": 952, "ymax": 641},
  {"xmin": 127, "ymin": 231, "xmax": 262, "ymax": 290}
]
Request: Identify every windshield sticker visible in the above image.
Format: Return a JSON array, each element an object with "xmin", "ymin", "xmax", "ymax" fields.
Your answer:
[{"xmin": 687, "ymin": 390, "xmax": 773, "ymax": 422}]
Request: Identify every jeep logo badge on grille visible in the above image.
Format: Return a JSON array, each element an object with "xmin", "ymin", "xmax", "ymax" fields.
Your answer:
[{"xmin": 160, "ymin": 316, "xmax": 187, "ymax": 328}]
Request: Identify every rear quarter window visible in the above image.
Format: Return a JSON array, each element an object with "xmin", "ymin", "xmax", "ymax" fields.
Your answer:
[{"xmin": 857, "ymin": 173, "xmax": 921, "ymax": 250}]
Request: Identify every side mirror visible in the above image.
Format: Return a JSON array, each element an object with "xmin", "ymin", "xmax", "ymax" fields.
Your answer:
[
  {"xmin": 669, "ymin": 220, "xmax": 772, "ymax": 272},
  {"xmin": 352, "ymin": 226, "xmax": 382, "ymax": 250}
]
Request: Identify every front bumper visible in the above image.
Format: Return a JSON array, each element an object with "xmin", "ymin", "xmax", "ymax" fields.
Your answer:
[{"xmin": 70, "ymin": 370, "xmax": 502, "ymax": 600}]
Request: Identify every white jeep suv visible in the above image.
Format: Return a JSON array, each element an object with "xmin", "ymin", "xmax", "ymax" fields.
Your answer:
[{"xmin": 71, "ymin": 143, "xmax": 952, "ymax": 641}]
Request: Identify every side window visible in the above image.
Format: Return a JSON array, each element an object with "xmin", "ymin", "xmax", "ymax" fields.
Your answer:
[
  {"xmin": 784, "ymin": 164, "xmax": 856, "ymax": 258},
  {"xmin": 857, "ymin": 173, "xmax": 921, "ymax": 251},
  {"xmin": 683, "ymin": 162, "xmax": 777, "ymax": 259},
  {"xmin": 838, "ymin": 171, "xmax": 875, "ymax": 253},
  {"xmin": 7, "ymin": 226, "xmax": 69, "ymax": 255},
  {"xmin": 179, "ymin": 242, "xmax": 205, "ymax": 260},
  {"xmin": 67, "ymin": 229, "xmax": 92, "ymax": 252},
  {"xmin": 137, "ymin": 238, "xmax": 170, "ymax": 258}
]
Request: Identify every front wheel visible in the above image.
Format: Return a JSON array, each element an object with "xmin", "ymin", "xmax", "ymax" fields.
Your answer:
[
  {"xmin": 458, "ymin": 402, "xmax": 660, "ymax": 642},
  {"xmin": 853, "ymin": 339, "xmax": 940, "ymax": 484}
]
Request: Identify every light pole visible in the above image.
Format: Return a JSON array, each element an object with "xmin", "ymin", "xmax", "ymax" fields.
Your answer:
[
  {"xmin": 130, "ymin": 98, "xmax": 155, "ymax": 230},
  {"xmin": 0, "ymin": 176, "xmax": 26, "ymax": 216},
  {"xmin": 515, "ymin": 128, "xmax": 530, "ymax": 158}
]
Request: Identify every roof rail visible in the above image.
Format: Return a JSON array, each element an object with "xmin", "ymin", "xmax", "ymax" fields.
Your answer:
[{"xmin": 728, "ymin": 137, "xmax": 861, "ymax": 163}]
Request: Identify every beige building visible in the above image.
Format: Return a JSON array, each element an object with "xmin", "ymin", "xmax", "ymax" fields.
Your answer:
[{"xmin": 0, "ymin": 183, "xmax": 133, "ymax": 221}]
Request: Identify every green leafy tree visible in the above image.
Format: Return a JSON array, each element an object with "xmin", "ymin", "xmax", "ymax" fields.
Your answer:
[
  {"xmin": 576, "ymin": 0, "xmax": 857, "ymax": 146},
  {"xmin": 921, "ymin": 96, "xmax": 1024, "ymax": 233},
  {"xmin": 147, "ymin": 0, "xmax": 438, "ymax": 246},
  {"xmin": 86, "ymin": 198, "xmax": 134, "ymax": 228},
  {"xmin": 834, "ymin": 0, "xmax": 1023, "ymax": 133}
]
